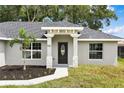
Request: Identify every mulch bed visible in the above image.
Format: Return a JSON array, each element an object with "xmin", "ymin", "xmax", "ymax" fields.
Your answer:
[{"xmin": 0, "ymin": 65, "xmax": 55, "ymax": 80}]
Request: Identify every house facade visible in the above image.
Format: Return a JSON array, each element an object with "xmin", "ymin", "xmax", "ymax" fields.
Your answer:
[{"xmin": 0, "ymin": 18, "xmax": 122, "ymax": 68}]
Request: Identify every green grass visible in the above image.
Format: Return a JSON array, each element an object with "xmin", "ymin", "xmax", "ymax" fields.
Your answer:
[{"xmin": 1, "ymin": 58, "xmax": 124, "ymax": 88}]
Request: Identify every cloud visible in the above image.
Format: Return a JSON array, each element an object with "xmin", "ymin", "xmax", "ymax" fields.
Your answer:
[
  {"xmin": 104, "ymin": 25, "xmax": 124, "ymax": 34},
  {"xmin": 107, "ymin": 5, "xmax": 114, "ymax": 11}
]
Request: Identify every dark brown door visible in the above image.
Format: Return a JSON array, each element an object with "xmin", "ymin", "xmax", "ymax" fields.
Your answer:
[{"xmin": 58, "ymin": 42, "xmax": 68, "ymax": 64}]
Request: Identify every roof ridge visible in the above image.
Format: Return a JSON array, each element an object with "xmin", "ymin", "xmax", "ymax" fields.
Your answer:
[
  {"xmin": 0, "ymin": 21, "xmax": 42, "ymax": 23},
  {"xmin": 0, "ymin": 21, "xmax": 80, "ymax": 25}
]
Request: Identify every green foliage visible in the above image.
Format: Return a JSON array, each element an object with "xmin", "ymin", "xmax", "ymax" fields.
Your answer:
[
  {"xmin": 0, "ymin": 5, "xmax": 22, "ymax": 22},
  {"xmin": 9, "ymin": 38, "xmax": 19, "ymax": 47},
  {"xmin": 64, "ymin": 5, "xmax": 117, "ymax": 30},
  {"xmin": 9, "ymin": 28, "xmax": 36, "ymax": 49},
  {"xmin": 19, "ymin": 28, "xmax": 26, "ymax": 38},
  {"xmin": 0, "ymin": 5, "xmax": 117, "ymax": 30}
]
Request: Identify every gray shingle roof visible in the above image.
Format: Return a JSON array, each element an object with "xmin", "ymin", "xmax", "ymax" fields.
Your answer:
[
  {"xmin": 79, "ymin": 27, "xmax": 122, "ymax": 39},
  {"xmin": 42, "ymin": 20, "xmax": 81, "ymax": 27},
  {"xmin": 0, "ymin": 21, "xmax": 121, "ymax": 39},
  {"xmin": 0, "ymin": 22, "xmax": 45, "ymax": 38}
]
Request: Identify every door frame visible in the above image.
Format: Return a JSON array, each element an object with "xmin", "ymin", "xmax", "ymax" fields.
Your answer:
[{"xmin": 58, "ymin": 42, "xmax": 68, "ymax": 65}]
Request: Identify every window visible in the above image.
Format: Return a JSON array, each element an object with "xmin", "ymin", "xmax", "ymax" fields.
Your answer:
[
  {"xmin": 118, "ymin": 46, "xmax": 124, "ymax": 58},
  {"xmin": 22, "ymin": 51, "xmax": 31, "ymax": 59},
  {"xmin": 22, "ymin": 42, "xmax": 42, "ymax": 59},
  {"xmin": 89, "ymin": 43, "xmax": 103, "ymax": 59},
  {"xmin": 33, "ymin": 43, "xmax": 41, "ymax": 50}
]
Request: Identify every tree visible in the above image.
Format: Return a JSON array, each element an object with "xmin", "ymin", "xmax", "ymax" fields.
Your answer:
[
  {"xmin": 0, "ymin": 5, "xmax": 22, "ymax": 22},
  {"xmin": 9, "ymin": 28, "xmax": 36, "ymax": 70},
  {"xmin": 19, "ymin": 6, "xmax": 44, "ymax": 22},
  {"xmin": 19, "ymin": 5, "xmax": 64, "ymax": 22},
  {"xmin": 0, "ymin": 5, "xmax": 117, "ymax": 30},
  {"xmin": 46, "ymin": 5, "xmax": 65, "ymax": 21},
  {"xmin": 64, "ymin": 5, "xmax": 117, "ymax": 30}
]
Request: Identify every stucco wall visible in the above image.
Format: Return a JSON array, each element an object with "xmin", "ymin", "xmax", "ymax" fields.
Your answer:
[
  {"xmin": 5, "ymin": 41, "xmax": 47, "ymax": 66},
  {"xmin": 52, "ymin": 35, "xmax": 73, "ymax": 67},
  {"xmin": 78, "ymin": 41, "xmax": 118, "ymax": 65},
  {"xmin": 0, "ymin": 41, "xmax": 5, "ymax": 66},
  {"xmin": 1, "ymin": 39, "xmax": 118, "ymax": 66}
]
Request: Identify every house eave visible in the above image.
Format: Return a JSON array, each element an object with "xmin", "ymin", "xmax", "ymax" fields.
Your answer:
[
  {"xmin": 78, "ymin": 39, "xmax": 124, "ymax": 42},
  {"xmin": 0, "ymin": 37, "xmax": 47, "ymax": 41}
]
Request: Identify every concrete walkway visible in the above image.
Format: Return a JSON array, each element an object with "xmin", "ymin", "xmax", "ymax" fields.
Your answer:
[{"xmin": 0, "ymin": 68, "xmax": 68, "ymax": 86}]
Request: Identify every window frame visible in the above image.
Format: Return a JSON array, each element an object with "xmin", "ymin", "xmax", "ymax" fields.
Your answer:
[
  {"xmin": 22, "ymin": 42, "xmax": 42, "ymax": 60},
  {"xmin": 89, "ymin": 43, "xmax": 103, "ymax": 59}
]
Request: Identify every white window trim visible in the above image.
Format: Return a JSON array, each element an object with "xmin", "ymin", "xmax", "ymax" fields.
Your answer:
[
  {"xmin": 88, "ymin": 43, "xmax": 103, "ymax": 60},
  {"xmin": 22, "ymin": 42, "xmax": 42, "ymax": 60}
]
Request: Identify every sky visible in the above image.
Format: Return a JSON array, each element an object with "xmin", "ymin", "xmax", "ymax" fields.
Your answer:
[{"xmin": 103, "ymin": 5, "xmax": 124, "ymax": 38}]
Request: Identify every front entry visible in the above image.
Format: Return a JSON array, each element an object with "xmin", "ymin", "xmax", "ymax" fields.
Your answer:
[{"xmin": 58, "ymin": 42, "xmax": 68, "ymax": 64}]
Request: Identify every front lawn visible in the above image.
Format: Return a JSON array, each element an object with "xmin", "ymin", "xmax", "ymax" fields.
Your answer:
[{"xmin": 1, "ymin": 58, "xmax": 124, "ymax": 88}]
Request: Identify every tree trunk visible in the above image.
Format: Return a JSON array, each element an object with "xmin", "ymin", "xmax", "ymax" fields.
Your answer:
[
  {"xmin": 23, "ymin": 48, "xmax": 26, "ymax": 71},
  {"xmin": 23, "ymin": 61, "xmax": 26, "ymax": 70},
  {"xmin": 25, "ymin": 6, "xmax": 31, "ymax": 22}
]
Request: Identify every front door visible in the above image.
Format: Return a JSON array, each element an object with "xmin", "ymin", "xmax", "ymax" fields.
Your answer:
[{"xmin": 58, "ymin": 42, "xmax": 68, "ymax": 64}]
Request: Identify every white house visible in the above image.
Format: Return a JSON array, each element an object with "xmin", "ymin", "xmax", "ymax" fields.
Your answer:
[{"xmin": 0, "ymin": 17, "xmax": 123, "ymax": 68}]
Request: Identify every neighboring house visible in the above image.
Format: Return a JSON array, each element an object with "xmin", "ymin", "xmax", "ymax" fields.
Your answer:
[
  {"xmin": 0, "ymin": 17, "xmax": 123, "ymax": 68},
  {"xmin": 118, "ymin": 41, "xmax": 124, "ymax": 58}
]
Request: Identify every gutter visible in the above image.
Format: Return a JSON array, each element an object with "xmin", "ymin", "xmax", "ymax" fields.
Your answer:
[
  {"xmin": 0, "ymin": 37, "xmax": 47, "ymax": 41},
  {"xmin": 78, "ymin": 39, "xmax": 124, "ymax": 42}
]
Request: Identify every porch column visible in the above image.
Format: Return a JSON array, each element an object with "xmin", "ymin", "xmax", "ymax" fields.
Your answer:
[
  {"xmin": 45, "ymin": 34, "xmax": 54, "ymax": 68},
  {"xmin": 71, "ymin": 34, "xmax": 81, "ymax": 67}
]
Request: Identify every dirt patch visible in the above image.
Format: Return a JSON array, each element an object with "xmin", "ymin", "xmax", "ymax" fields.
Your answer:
[{"xmin": 0, "ymin": 65, "xmax": 55, "ymax": 80}]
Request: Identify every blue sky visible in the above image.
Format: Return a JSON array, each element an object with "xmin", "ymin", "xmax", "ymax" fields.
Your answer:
[{"xmin": 103, "ymin": 5, "xmax": 124, "ymax": 38}]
